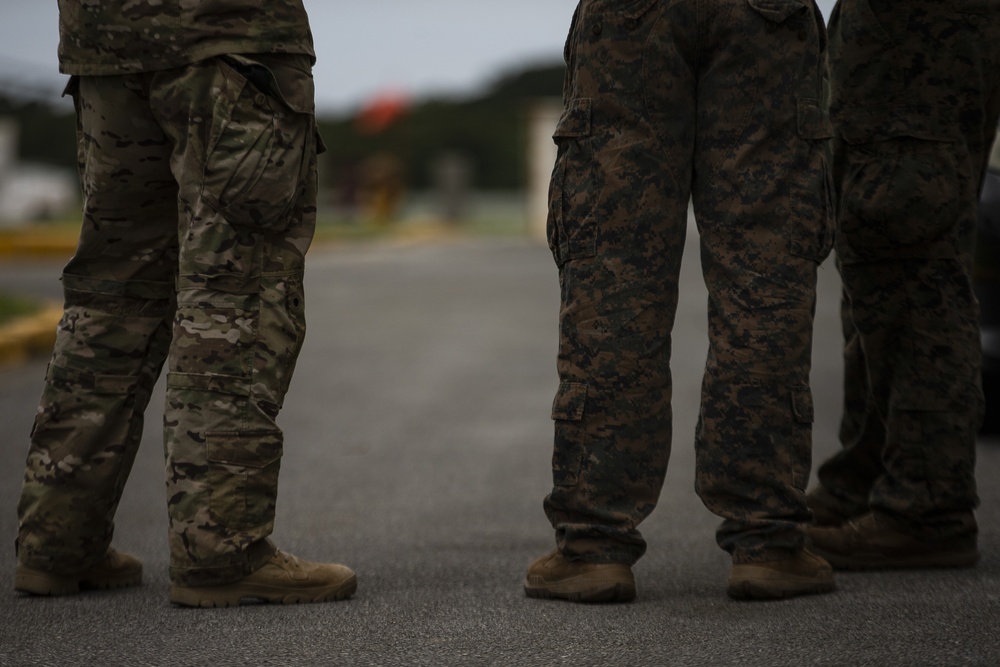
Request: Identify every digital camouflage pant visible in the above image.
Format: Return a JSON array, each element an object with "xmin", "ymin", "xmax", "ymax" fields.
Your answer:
[
  {"xmin": 814, "ymin": 0, "xmax": 1000, "ymax": 538},
  {"xmin": 16, "ymin": 54, "xmax": 320, "ymax": 586},
  {"xmin": 543, "ymin": 0, "xmax": 833, "ymax": 565}
]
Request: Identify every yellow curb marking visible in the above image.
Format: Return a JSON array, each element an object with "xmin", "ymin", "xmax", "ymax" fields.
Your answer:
[{"xmin": 0, "ymin": 305, "xmax": 61, "ymax": 367}]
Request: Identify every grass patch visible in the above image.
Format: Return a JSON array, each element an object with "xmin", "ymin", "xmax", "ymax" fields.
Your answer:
[{"xmin": 0, "ymin": 293, "xmax": 40, "ymax": 327}]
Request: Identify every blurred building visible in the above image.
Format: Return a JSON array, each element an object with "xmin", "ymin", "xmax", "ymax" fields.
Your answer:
[
  {"xmin": 0, "ymin": 118, "xmax": 76, "ymax": 227},
  {"xmin": 525, "ymin": 99, "xmax": 561, "ymax": 241}
]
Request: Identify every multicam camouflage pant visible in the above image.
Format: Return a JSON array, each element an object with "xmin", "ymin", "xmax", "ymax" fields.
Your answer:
[
  {"xmin": 543, "ymin": 0, "xmax": 833, "ymax": 565},
  {"xmin": 16, "ymin": 54, "xmax": 320, "ymax": 586},
  {"xmin": 814, "ymin": 0, "xmax": 1000, "ymax": 537}
]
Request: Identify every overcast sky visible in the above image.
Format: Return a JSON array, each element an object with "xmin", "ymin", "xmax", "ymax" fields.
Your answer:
[{"xmin": 0, "ymin": 1, "xmax": 836, "ymax": 115}]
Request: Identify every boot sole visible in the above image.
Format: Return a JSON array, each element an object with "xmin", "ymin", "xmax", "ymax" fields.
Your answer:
[
  {"xmin": 169, "ymin": 573, "xmax": 358, "ymax": 608},
  {"xmin": 811, "ymin": 547, "xmax": 980, "ymax": 571},
  {"xmin": 14, "ymin": 566, "xmax": 143, "ymax": 596},
  {"xmin": 524, "ymin": 575, "xmax": 636, "ymax": 603},
  {"xmin": 727, "ymin": 578, "xmax": 835, "ymax": 601}
]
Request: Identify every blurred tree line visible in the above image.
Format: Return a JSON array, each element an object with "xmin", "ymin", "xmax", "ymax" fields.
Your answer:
[
  {"xmin": 317, "ymin": 62, "xmax": 564, "ymax": 192},
  {"xmin": 0, "ymin": 95, "xmax": 77, "ymax": 169},
  {"xmin": 0, "ymin": 61, "xmax": 565, "ymax": 192}
]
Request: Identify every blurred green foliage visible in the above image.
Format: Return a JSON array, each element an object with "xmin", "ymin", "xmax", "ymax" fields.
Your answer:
[
  {"xmin": 0, "ymin": 96, "xmax": 77, "ymax": 170},
  {"xmin": 317, "ymin": 63, "xmax": 565, "ymax": 191},
  {"xmin": 0, "ymin": 293, "xmax": 39, "ymax": 326}
]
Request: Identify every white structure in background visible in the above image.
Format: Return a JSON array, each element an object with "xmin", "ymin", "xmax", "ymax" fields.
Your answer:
[
  {"xmin": 0, "ymin": 118, "xmax": 76, "ymax": 227},
  {"xmin": 525, "ymin": 99, "xmax": 562, "ymax": 242}
]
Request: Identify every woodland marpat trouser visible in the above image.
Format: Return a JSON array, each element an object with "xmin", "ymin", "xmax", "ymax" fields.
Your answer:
[{"xmin": 543, "ymin": 0, "xmax": 834, "ymax": 565}]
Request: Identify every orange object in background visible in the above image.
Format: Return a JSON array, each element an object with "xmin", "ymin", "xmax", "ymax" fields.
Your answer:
[{"xmin": 355, "ymin": 90, "xmax": 411, "ymax": 135}]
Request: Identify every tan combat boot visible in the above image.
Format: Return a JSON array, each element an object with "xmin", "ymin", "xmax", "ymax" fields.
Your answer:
[
  {"xmin": 727, "ymin": 549, "xmax": 835, "ymax": 600},
  {"xmin": 524, "ymin": 549, "xmax": 636, "ymax": 603},
  {"xmin": 805, "ymin": 486, "xmax": 866, "ymax": 527},
  {"xmin": 808, "ymin": 512, "xmax": 979, "ymax": 570},
  {"xmin": 15, "ymin": 547, "xmax": 143, "ymax": 596},
  {"xmin": 169, "ymin": 550, "xmax": 357, "ymax": 608}
]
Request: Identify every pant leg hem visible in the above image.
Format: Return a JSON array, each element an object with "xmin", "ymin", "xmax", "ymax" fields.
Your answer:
[{"xmin": 169, "ymin": 538, "xmax": 277, "ymax": 587}]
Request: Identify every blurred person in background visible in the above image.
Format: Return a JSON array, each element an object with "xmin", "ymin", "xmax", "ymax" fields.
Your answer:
[{"xmin": 806, "ymin": 0, "xmax": 1000, "ymax": 570}]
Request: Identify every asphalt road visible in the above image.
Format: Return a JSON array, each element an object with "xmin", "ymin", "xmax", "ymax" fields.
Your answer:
[{"xmin": 0, "ymin": 233, "xmax": 998, "ymax": 667}]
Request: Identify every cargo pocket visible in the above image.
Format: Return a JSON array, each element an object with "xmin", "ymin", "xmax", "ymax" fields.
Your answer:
[
  {"xmin": 206, "ymin": 430, "xmax": 283, "ymax": 531},
  {"xmin": 201, "ymin": 57, "xmax": 312, "ymax": 234},
  {"xmin": 788, "ymin": 98, "xmax": 835, "ymax": 262},
  {"xmin": 839, "ymin": 124, "xmax": 962, "ymax": 260},
  {"xmin": 790, "ymin": 385, "xmax": 814, "ymax": 490},
  {"xmin": 889, "ymin": 394, "xmax": 944, "ymax": 485},
  {"xmin": 548, "ymin": 98, "xmax": 597, "ymax": 267},
  {"xmin": 550, "ymin": 382, "xmax": 589, "ymax": 486},
  {"xmin": 172, "ymin": 300, "xmax": 257, "ymax": 378},
  {"xmin": 31, "ymin": 364, "xmax": 139, "ymax": 442}
]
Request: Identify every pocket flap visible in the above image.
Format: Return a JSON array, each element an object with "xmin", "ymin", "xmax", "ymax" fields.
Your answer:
[
  {"xmin": 747, "ymin": 0, "xmax": 808, "ymax": 23},
  {"xmin": 46, "ymin": 364, "xmax": 138, "ymax": 395},
  {"xmin": 206, "ymin": 430, "xmax": 283, "ymax": 468},
  {"xmin": 224, "ymin": 53, "xmax": 315, "ymax": 114},
  {"xmin": 838, "ymin": 110, "xmax": 960, "ymax": 144},
  {"xmin": 551, "ymin": 382, "xmax": 589, "ymax": 421},
  {"xmin": 553, "ymin": 99, "xmax": 592, "ymax": 139},
  {"xmin": 621, "ymin": 0, "xmax": 661, "ymax": 18},
  {"xmin": 167, "ymin": 372, "xmax": 252, "ymax": 397}
]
